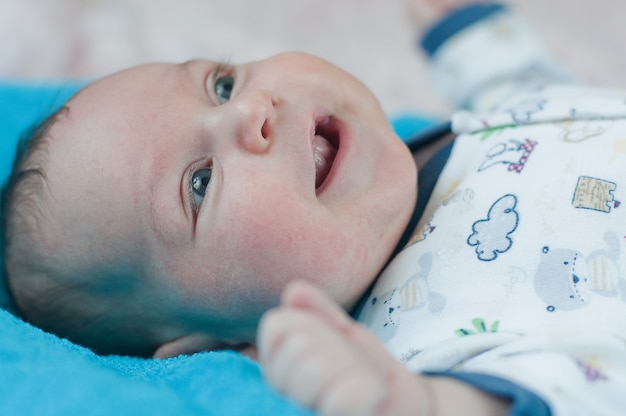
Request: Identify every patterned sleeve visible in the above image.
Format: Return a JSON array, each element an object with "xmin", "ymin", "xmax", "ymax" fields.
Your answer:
[{"xmin": 419, "ymin": 3, "xmax": 575, "ymax": 111}]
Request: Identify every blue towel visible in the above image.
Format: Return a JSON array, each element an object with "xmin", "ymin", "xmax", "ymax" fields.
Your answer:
[
  {"xmin": 0, "ymin": 307, "xmax": 311, "ymax": 415},
  {"xmin": 0, "ymin": 80, "xmax": 435, "ymax": 415}
]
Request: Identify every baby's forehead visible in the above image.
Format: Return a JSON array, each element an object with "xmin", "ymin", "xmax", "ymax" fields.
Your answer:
[{"xmin": 43, "ymin": 110, "xmax": 155, "ymax": 258}]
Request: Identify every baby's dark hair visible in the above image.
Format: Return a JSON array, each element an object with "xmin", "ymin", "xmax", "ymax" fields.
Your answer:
[
  {"xmin": 1, "ymin": 108, "xmax": 63, "ymax": 315},
  {"xmin": 1, "ymin": 108, "xmax": 167, "ymax": 357}
]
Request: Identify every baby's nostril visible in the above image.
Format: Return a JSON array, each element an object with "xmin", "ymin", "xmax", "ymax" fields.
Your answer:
[{"xmin": 261, "ymin": 119, "xmax": 271, "ymax": 139}]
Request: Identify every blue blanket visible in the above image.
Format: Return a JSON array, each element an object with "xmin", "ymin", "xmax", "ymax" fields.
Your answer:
[{"xmin": 0, "ymin": 80, "xmax": 434, "ymax": 415}]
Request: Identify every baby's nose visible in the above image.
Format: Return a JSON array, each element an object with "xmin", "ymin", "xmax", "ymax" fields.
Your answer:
[{"xmin": 228, "ymin": 89, "xmax": 278, "ymax": 154}]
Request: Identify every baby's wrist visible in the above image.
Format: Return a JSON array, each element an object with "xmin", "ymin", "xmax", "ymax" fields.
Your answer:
[
  {"xmin": 405, "ymin": 0, "xmax": 482, "ymax": 33},
  {"xmin": 423, "ymin": 375, "xmax": 510, "ymax": 416}
]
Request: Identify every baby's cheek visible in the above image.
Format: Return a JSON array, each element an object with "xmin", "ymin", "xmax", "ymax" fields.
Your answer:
[{"xmin": 224, "ymin": 196, "xmax": 341, "ymax": 289}]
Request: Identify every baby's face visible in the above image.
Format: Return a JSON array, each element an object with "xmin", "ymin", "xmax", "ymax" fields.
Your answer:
[{"xmin": 44, "ymin": 52, "xmax": 417, "ymax": 343}]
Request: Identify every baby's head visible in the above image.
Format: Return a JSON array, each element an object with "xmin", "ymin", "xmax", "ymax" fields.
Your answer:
[{"xmin": 2, "ymin": 52, "xmax": 417, "ymax": 357}]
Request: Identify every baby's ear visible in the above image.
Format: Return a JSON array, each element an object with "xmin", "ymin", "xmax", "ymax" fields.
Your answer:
[{"xmin": 152, "ymin": 333, "xmax": 222, "ymax": 359}]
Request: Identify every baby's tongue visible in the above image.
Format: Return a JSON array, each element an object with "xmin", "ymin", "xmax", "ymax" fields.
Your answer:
[{"xmin": 313, "ymin": 134, "xmax": 337, "ymax": 188}]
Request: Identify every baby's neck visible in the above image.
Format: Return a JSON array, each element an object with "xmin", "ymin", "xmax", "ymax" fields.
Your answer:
[
  {"xmin": 412, "ymin": 131, "xmax": 456, "ymax": 170},
  {"xmin": 391, "ymin": 129, "xmax": 457, "ymax": 258}
]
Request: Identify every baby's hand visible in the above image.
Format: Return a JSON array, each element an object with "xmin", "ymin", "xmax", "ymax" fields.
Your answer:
[{"xmin": 257, "ymin": 280, "xmax": 433, "ymax": 416}]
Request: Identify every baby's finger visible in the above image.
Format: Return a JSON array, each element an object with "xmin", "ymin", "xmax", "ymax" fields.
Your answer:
[
  {"xmin": 318, "ymin": 368, "xmax": 387, "ymax": 416},
  {"xmin": 280, "ymin": 280, "xmax": 353, "ymax": 327},
  {"xmin": 257, "ymin": 307, "xmax": 327, "ymax": 385},
  {"xmin": 258, "ymin": 307, "xmax": 375, "ymax": 409},
  {"xmin": 281, "ymin": 280, "xmax": 407, "ymax": 376}
]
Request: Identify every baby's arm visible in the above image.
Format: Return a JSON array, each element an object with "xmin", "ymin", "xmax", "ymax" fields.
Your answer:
[
  {"xmin": 408, "ymin": 0, "xmax": 575, "ymax": 111},
  {"xmin": 258, "ymin": 281, "xmax": 510, "ymax": 416}
]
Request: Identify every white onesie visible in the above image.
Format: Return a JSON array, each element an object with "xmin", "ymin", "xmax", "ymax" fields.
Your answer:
[{"xmin": 358, "ymin": 5, "xmax": 626, "ymax": 414}]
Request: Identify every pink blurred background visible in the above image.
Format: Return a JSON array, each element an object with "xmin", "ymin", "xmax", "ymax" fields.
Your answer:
[{"xmin": 1, "ymin": 0, "xmax": 624, "ymax": 117}]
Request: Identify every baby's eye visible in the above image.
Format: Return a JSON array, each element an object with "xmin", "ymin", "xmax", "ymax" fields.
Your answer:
[
  {"xmin": 214, "ymin": 75, "xmax": 234, "ymax": 104},
  {"xmin": 191, "ymin": 167, "xmax": 212, "ymax": 209}
]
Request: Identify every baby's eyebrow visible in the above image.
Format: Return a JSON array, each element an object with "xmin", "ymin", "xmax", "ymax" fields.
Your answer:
[
  {"xmin": 175, "ymin": 59, "xmax": 233, "ymax": 103},
  {"xmin": 179, "ymin": 59, "xmax": 196, "ymax": 73},
  {"xmin": 143, "ymin": 148, "xmax": 192, "ymax": 251},
  {"xmin": 173, "ymin": 60, "xmax": 208, "ymax": 100},
  {"xmin": 145, "ymin": 158, "xmax": 169, "ymax": 245}
]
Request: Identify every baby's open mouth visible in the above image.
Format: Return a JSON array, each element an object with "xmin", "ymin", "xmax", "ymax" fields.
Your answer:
[{"xmin": 313, "ymin": 116, "xmax": 340, "ymax": 192}]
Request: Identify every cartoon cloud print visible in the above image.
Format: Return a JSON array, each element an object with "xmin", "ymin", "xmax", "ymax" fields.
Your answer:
[{"xmin": 467, "ymin": 194, "xmax": 519, "ymax": 262}]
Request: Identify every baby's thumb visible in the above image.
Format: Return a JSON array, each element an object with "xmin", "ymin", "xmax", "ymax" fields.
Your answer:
[
  {"xmin": 280, "ymin": 280, "xmax": 352, "ymax": 329},
  {"xmin": 281, "ymin": 280, "xmax": 402, "ymax": 373}
]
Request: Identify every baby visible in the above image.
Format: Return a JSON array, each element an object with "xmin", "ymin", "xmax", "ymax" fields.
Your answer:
[{"xmin": 3, "ymin": 1, "xmax": 626, "ymax": 415}]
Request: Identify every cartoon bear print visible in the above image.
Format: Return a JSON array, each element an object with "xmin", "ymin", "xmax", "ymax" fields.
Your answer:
[
  {"xmin": 534, "ymin": 232, "xmax": 625, "ymax": 312},
  {"xmin": 358, "ymin": 252, "xmax": 446, "ymax": 342}
]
